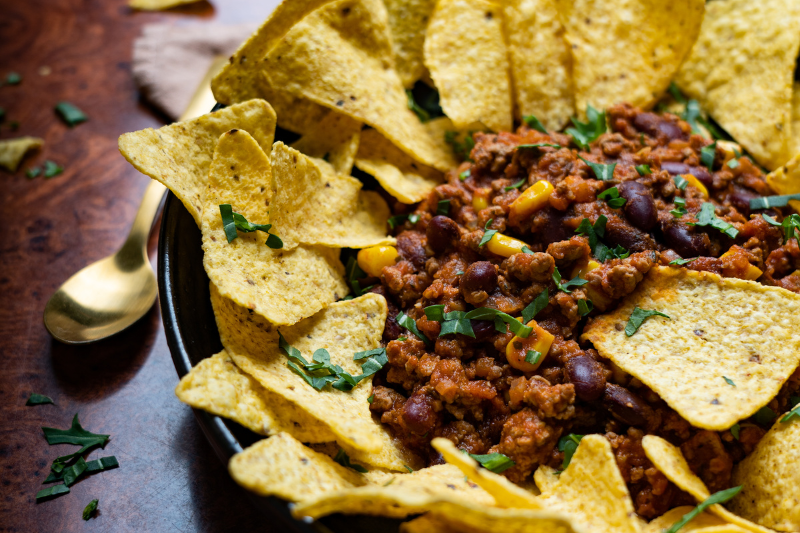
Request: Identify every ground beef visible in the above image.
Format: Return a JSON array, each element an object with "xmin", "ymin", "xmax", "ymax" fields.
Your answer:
[{"xmin": 365, "ymin": 102, "xmax": 800, "ymax": 518}]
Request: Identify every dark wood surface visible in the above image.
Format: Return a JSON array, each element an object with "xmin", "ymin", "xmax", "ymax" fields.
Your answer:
[{"xmin": 0, "ymin": 0, "xmax": 280, "ymax": 530}]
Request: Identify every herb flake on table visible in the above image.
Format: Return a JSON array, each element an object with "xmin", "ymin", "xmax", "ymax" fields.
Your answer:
[
  {"xmin": 26, "ymin": 393, "xmax": 54, "ymax": 406},
  {"xmin": 36, "ymin": 484, "xmax": 70, "ymax": 502},
  {"xmin": 625, "ymin": 307, "xmax": 670, "ymax": 336},
  {"xmin": 43, "ymin": 160, "xmax": 63, "ymax": 178},
  {"xmin": 469, "ymin": 452, "xmax": 515, "ymax": 474},
  {"xmin": 333, "ymin": 449, "xmax": 367, "ymax": 473},
  {"xmin": 55, "ymin": 101, "xmax": 88, "ymax": 127},
  {"xmin": 44, "ymin": 456, "xmax": 119, "ymax": 484},
  {"xmin": 219, "ymin": 204, "xmax": 282, "ymax": 247},
  {"xmin": 83, "ymin": 499, "xmax": 99, "ymax": 520},
  {"xmin": 26, "ymin": 167, "xmax": 41, "ymax": 179},
  {"xmin": 664, "ymin": 486, "xmax": 742, "ymax": 533}
]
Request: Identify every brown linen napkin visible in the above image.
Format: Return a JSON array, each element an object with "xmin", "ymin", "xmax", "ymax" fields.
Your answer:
[{"xmin": 132, "ymin": 23, "xmax": 257, "ymax": 120}]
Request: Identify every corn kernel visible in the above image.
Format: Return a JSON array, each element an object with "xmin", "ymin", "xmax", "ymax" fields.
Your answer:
[
  {"xmin": 570, "ymin": 260, "xmax": 601, "ymax": 280},
  {"xmin": 472, "ymin": 189, "xmax": 490, "ymax": 211},
  {"xmin": 506, "ymin": 320, "xmax": 555, "ymax": 372},
  {"xmin": 716, "ymin": 140, "xmax": 742, "ymax": 164},
  {"xmin": 486, "ymin": 232, "xmax": 530, "ymax": 257},
  {"xmin": 720, "ymin": 250, "xmax": 763, "ymax": 281},
  {"xmin": 357, "ymin": 246, "xmax": 399, "ymax": 278},
  {"xmin": 569, "ymin": 259, "xmax": 612, "ymax": 309},
  {"xmin": 510, "ymin": 180, "xmax": 554, "ymax": 220},
  {"xmin": 681, "ymin": 174, "xmax": 709, "ymax": 199}
]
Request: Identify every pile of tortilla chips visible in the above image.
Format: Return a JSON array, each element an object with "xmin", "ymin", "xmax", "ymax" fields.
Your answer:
[{"xmin": 117, "ymin": 0, "xmax": 800, "ymax": 530}]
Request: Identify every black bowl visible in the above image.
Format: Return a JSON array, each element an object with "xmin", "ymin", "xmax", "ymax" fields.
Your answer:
[{"xmin": 157, "ymin": 191, "xmax": 404, "ymax": 533}]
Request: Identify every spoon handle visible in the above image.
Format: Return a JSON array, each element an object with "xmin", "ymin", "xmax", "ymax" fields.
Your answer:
[{"xmin": 118, "ymin": 180, "xmax": 167, "ymax": 262}]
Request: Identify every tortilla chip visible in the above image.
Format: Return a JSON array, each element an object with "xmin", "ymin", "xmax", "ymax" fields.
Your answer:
[
  {"xmin": 766, "ymin": 153, "xmax": 800, "ymax": 213},
  {"xmin": 384, "ymin": 0, "xmax": 437, "ymax": 88},
  {"xmin": 642, "ymin": 436, "xmax": 771, "ymax": 533},
  {"xmin": 289, "ymin": 111, "xmax": 362, "ymax": 161},
  {"xmin": 128, "ymin": 0, "xmax": 198, "ymax": 9},
  {"xmin": 229, "ymin": 432, "xmax": 369, "ymax": 501},
  {"xmin": 261, "ymin": 0, "xmax": 457, "ymax": 173},
  {"xmin": 534, "ymin": 435, "xmax": 641, "ymax": 533},
  {"xmin": 558, "ymin": 0, "xmax": 704, "ymax": 119},
  {"xmin": 118, "ymin": 100, "xmax": 276, "ymax": 225},
  {"xmin": 582, "ymin": 266, "xmax": 800, "ymax": 430},
  {"xmin": 327, "ymin": 130, "xmax": 360, "ymax": 176},
  {"xmin": 269, "ymin": 142, "xmax": 394, "ymax": 250},
  {"xmin": 0, "ymin": 136, "xmax": 43, "ymax": 172},
  {"xmin": 502, "ymin": 0, "xmax": 572, "ymax": 131},
  {"xmin": 431, "ymin": 438, "xmax": 542, "ymax": 509},
  {"xmin": 644, "ymin": 507, "xmax": 750, "ymax": 533},
  {"xmin": 175, "ymin": 350, "xmax": 329, "ymax": 442},
  {"xmin": 792, "ymin": 83, "xmax": 800, "ymax": 161},
  {"xmin": 675, "ymin": 0, "xmax": 800, "ymax": 170},
  {"xmin": 728, "ymin": 415, "xmax": 800, "ymax": 531},
  {"xmin": 201, "ymin": 131, "xmax": 347, "ymax": 325},
  {"xmin": 292, "ymin": 464, "xmax": 496, "ymax": 519},
  {"xmin": 423, "ymin": 0, "xmax": 512, "ymax": 132},
  {"xmin": 355, "ymin": 127, "xmax": 443, "ymax": 203},
  {"xmin": 404, "ymin": 504, "xmax": 583, "ymax": 533}
]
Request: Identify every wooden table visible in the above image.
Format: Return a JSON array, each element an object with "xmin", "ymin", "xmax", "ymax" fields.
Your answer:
[{"xmin": 0, "ymin": 1, "xmax": 280, "ymax": 530}]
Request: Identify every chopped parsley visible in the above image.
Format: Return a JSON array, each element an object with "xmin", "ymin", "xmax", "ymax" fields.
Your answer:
[
  {"xmin": 333, "ymin": 449, "xmax": 368, "ymax": 473},
  {"xmin": 479, "ymin": 218, "xmax": 498, "ymax": 248},
  {"xmin": 424, "ymin": 304, "xmax": 445, "ymax": 322},
  {"xmin": 723, "ymin": 376, "xmax": 735, "ymax": 387},
  {"xmin": 469, "ymin": 453, "xmax": 515, "ymax": 474},
  {"xmin": 5, "ymin": 72, "xmax": 21, "ymax": 85},
  {"xmin": 522, "ymin": 288, "xmax": 549, "ymax": 323},
  {"xmin": 552, "ymin": 266, "xmax": 588, "ymax": 294},
  {"xmin": 26, "ymin": 393, "xmax": 54, "ymax": 406},
  {"xmin": 566, "ymin": 105, "xmax": 606, "ymax": 150},
  {"xmin": 635, "ymin": 164, "xmax": 651, "ymax": 176},
  {"xmin": 763, "ymin": 213, "xmax": 800, "ymax": 243},
  {"xmin": 577, "ymin": 299, "xmax": 593, "ymax": 316},
  {"xmin": 43, "ymin": 160, "xmax": 63, "ymax": 179},
  {"xmin": 754, "ymin": 406, "xmax": 777, "ymax": 427},
  {"xmin": 625, "ymin": 307, "xmax": 670, "ymax": 336},
  {"xmin": 670, "ymin": 197, "xmax": 687, "ymax": 217},
  {"xmin": 83, "ymin": 499, "xmax": 99, "ymax": 520},
  {"xmin": 438, "ymin": 311, "xmax": 476, "ymax": 337},
  {"xmin": 700, "ymin": 142, "xmax": 717, "ymax": 170},
  {"xmin": 397, "ymin": 311, "xmax": 431, "ymax": 345},
  {"xmin": 749, "ymin": 193, "xmax": 800, "ymax": 210},
  {"xmin": 525, "ymin": 350, "xmax": 542, "ymax": 365},
  {"xmin": 579, "ymin": 157, "xmax": 616, "ymax": 181},
  {"xmin": 219, "ymin": 204, "xmax": 282, "ymax": 247},
  {"xmin": 557, "ymin": 434, "xmax": 584, "ymax": 471},
  {"xmin": 523, "ymin": 114, "xmax": 548, "ymax": 134},
  {"xmin": 55, "ymin": 101, "xmax": 88, "ymax": 127},
  {"xmin": 597, "ymin": 186, "xmax": 626, "ymax": 208},
  {"xmin": 664, "ymin": 486, "xmax": 742, "ymax": 533},
  {"xmin": 437, "ymin": 199, "xmax": 451, "ymax": 215},
  {"xmin": 459, "ymin": 169, "xmax": 471, "ymax": 181},
  {"xmin": 504, "ymin": 178, "xmax": 526, "ymax": 191},
  {"xmin": 674, "ymin": 175, "xmax": 689, "ymax": 190},
  {"xmin": 689, "ymin": 202, "xmax": 738, "ymax": 239},
  {"xmin": 730, "ymin": 424, "xmax": 740, "ymax": 441},
  {"xmin": 42, "ymin": 414, "xmax": 110, "ymax": 459},
  {"xmin": 669, "ymin": 257, "xmax": 696, "ymax": 266}
]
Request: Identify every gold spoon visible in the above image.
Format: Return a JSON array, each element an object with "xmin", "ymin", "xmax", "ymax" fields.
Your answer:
[{"xmin": 44, "ymin": 57, "xmax": 226, "ymax": 344}]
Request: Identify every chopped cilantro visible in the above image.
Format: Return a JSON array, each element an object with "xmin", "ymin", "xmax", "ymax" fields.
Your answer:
[
  {"xmin": 575, "ymin": 216, "xmax": 606, "ymax": 251},
  {"xmin": 700, "ymin": 142, "xmax": 717, "ymax": 170},
  {"xmin": 424, "ymin": 305, "xmax": 445, "ymax": 322},
  {"xmin": 670, "ymin": 197, "xmax": 687, "ymax": 217},
  {"xmin": 727, "ymin": 159, "xmax": 740, "ymax": 169},
  {"xmin": 730, "ymin": 423, "xmax": 740, "ymax": 441},
  {"xmin": 669, "ymin": 257, "xmax": 696, "ymax": 266},
  {"xmin": 438, "ymin": 312, "xmax": 476, "ymax": 338},
  {"xmin": 557, "ymin": 434, "xmax": 584, "ymax": 470},
  {"xmin": 367, "ymin": 394, "xmax": 374, "ymax": 404},
  {"xmin": 61, "ymin": 457, "xmax": 88, "ymax": 487},
  {"xmin": 521, "ymin": 245, "xmax": 534, "ymax": 254},
  {"xmin": 552, "ymin": 266, "xmax": 588, "ymax": 294},
  {"xmin": 625, "ymin": 307, "xmax": 670, "ymax": 336},
  {"xmin": 521, "ymin": 288, "xmax": 548, "ymax": 323},
  {"xmin": 750, "ymin": 193, "xmax": 800, "ymax": 210},
  {"xmin": 36, "ymin": 484, "xmax": 70, "ymax": 502},
  {"xmin": 681, "ymin": 99, "xmax": 702, "ymax": 135},
  {"xmin": 219, "ymin": 204, "xmax": 282, "ymax": 247},
  {"xmin": 459, "ymin": 169, "xmax": 471, "ymax": 181},
  {"xmin": 283, "ymin": 339, "xmax": 383, "ymax": 392},
  {"xmin": 334, "ymin": 449, "xmax": 368, "ymax": 473},
  {"xmin": 83, "ymin": 499, "xmax": 99, "ymax": 520},
  {"xmin": 664, "ymin": 486, "xmax": 742, "ymax": 533},
  {"xmin": 43, "ymin": 160, "xmax": 63, "ymax": 179},
  {"xmin": 437, "ymin": 199, "xmax": 451, "ymax": 215},
  {"xmin": 754, "ymin": 406, "xmax": 777, "ymax": 427},
  {"xmin": 595, "ymin": 242, "xmax": 630, "ymax": 262},
  {"xmin": 635, "ymin": 164, "xmax": 651, "ymax": 176},
  {"xmin": 55, "ymin": 101, "xmax": 88, "ymax": 127},
  {"xmin": 723, "ymin": 376, "xmax": 735, "ymax": 387},
  {"xmin": 406, "ymin": 81, "xmax": 443, "ymax": 123},
  {"xmin": 504, "ymin": 178, "xmax": 526, "ymax": 191},
  {"xmin": 469, "ymin": 453, "xmax": 515, "ymax": 474},
  {"xmin": 397, "ymin": 311, "xmax": 431, "ymax": 345},
  {"xmin": 762, "ymin": 214, "xmax": 800, "ymax": 244},
  {"xmin": 26, "ymin": 393, "xmax": 54, "ymax": 406},
  {"xmin": 674, "ymin": 175, "xmax": 689, "ymax": 190},
  {"xmin": 479, "ymin": 218, "xmax": 498, "ymax": 248},
  {"xmin": 463, "ymin": 308, "xmax": 532, "ymax": 338},
  {"xmin": 523, "ymin": 114, "xmax": 548, "ymax": 134},
  {"xmin": 579, "ymin": 157, "xmax": 616, "ymax": 181},
  {"xmin": 597, "ymin": 186, "xmax": 626, "ymax": 208},
  {"xmin": 690, "ymin": 202, "xmax": 738, "ymax": 239},
  {"xmin": 525, "ymin": 350, "xmax": 542, "ymax": 365},
  {"xmin": 566, "ymin": 105, "xmax": 606, "ymax": 150},
  {"xmin": 577, "ymin": 299, "xmax": 593, "ymax": 316}
]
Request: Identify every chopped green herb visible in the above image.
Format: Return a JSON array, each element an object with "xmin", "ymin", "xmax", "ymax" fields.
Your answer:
[
  {"xmin": 723, "ymin": 376, "xmax": 735, "ymax": 387},
  {"xmin": 577, "ymin": 299, "xmax": 593, "ymax": 316},
  {"xmin": 595, "ymin": 242, "xmax": 630, "ymax": 262},
  {"xmin": 522, "ymin": 288, "xmax": 548, "ymax": 323},
  {"xmin": 403, "ymin": 465, "xmax": 414, "ymax": 473},
  {"xmin": 43, "ymin": 160, "xmax": 63, "ymax": 179},
  {"xmin": 456, "ymin": 270, "xmax": 464, "ymax": 275},
  {"xmin": 463, "ymin": 308, "xmax": 532, "ymax": 338},
  {"xmin": 438, "ymin": 313, "xmax": 476, "ymax": 338},
  {"xmin": 750, "ymin": 194, "xmax": 800, "ymax": 210},
  {"xmin": 754, "ymin": 406, "xmax": 777, "ymax": 427},
  {"xmin": 504, "ymin": 178, "xmax": 526, "ymax": 191},
  {"xmin": 469, "ymin": 453, "xmax": 515, "ymax": 474},
  {"xmin": 597, "ymin": 186, "xmax": 626, "ymax": 209},
  {"xmin": 668, "ymin": 82, "xmax": 687, "ymax": 104},
  {"xmin": 525, "ymin": 350, "xmax": 542, "ymax": 365},
  {"xmin": 445, "ymin": 130, "xmax": 477, "ymax": 161},
  {"xmin": 762, "ymin": 214, "xmax": 800, "ymax": 244},
  {"xmin": 670, "ymin": 197, "xmax": 687, "ymax": 217},
  {"xmin": 459, "ymin": 169, "xmax": 471, "ymax": 181},
  {"xmin": 44, "ymin": 456, "xmax": 119, "ymax": 484},
  {"xmin": 26, "ymin": 393, "xmax": 54, "ymax": 406},
  {"xmin": 218, "ymin": 204, "xmax": 282, "ymax": 247},
  {"xmin": 42, "ymin": 414, "xmax": 110, "ymax": 456},
  {"xmin": 674, "ymin": 175, "xmax": 688, "ymax": 190},
  {"xmin": 517, "ymin": 143, "xmax": 561, "ymax": 152},
  {"xmin": 437, "ymin": 199, "xmax": 451, "ymax": 215},
  {"xmin": 727, "ymin": 159, "xmax": 740, "ymax": 169},
  {"xmin": 669, "ymin": 257, "xmax": 696, "ymax": 266},
  {"xmin": 424, "ymin": 305, "xmax": 445, "ymax": 322},
  {"xmin": 521, "ymin": 245, "xmax": 534, "ymax": 254},
  {"xmin": 55, "ymin": 101, "xmax": 88, "ymax": 127},
  {"xmin": 635, "ymin": 164, "xmax": 651, "ymax": 176},
  {"xmin": 367, "ymin": 394, "xmax": 374, "ymax": 404},
  {"xmin": 334, "ymin": 449, "xmax": 367, "ymax": 473},
  {"xmin": 680, "ymin": 99, "xmax": 703, "ymax": 136},
  {"xmin": 523, "ymin": 114, "xmax": 548, "ymax": 134},
  {"xmin": 579, "ymin": 157, "xmax": 616, "ymax": 181},
  {"xmin": 566, "ymin": 105, "xmax": 606, "ymax": 150},
  {"xmin": 5, "ymin": 72, "xmax": 21, "ymax": 85},
  {"xmin": 406, "ymin": 89, "xmax": 430, "ymax": 122},
  {"xmin": 730, "ymin": 423, "xmax": 740, "ymax": 441},
  {"xmin": 26, "ymin": 167, "xmax": 41, "ymax": 179},
  {"xmin": 36, "ymin": 484, "xmax": 70, "ymax": 502},
  {"xmin": 557, "ymin": 434, "xmax": 584, "ymax": 470},
  {"xmin": 383, "ymin": 477, "xmax": 396, "ymax": 486},
  {"xmin": 83, "ymin": 499, "xmax": 99, "ymax": 520},
  {"xmin": 700, "ymin": 142, "xmax": 717, "ymax": 170},
  {"xmin": 345, "ymin": 256, "xmax": 370, "ymax": 297},
  {"xmin": 387, "ymin": 213, "xmax": 412, "ymax": 229},
  {"xmin": 664, "ymin": 486, "xmax": 742, "ymax": 533},
  {"xmin": 61, "ymin": 457, "xmax": 89, "ymax": 487},
  {"xmin": 479, "ymin": 218, "xmax": 498, "ymax": 248},
  {"xmin": 690, "ymin": 202, "xmax": 738, "ymax": 239},
  {"xmin": 575, "ymin": 216, "xmax": 606, "ymax": 251},
  {"xmin": 397, "ymin": 311, "xmax": 431, "ymax": 345},
  {"xmin": 780, "ymin": 401, "xmax": 800, "ymax": 424},
  {"xmin": 625, "ymin": 307, "xmax": 670, "ymax": 336},
  {"xmin": 552, "ymin": 266, "xmax": 588, "ymax": 294}
]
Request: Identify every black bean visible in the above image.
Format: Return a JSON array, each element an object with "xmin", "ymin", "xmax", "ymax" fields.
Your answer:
[
  {"xmin": 427, "ymin": 216, "xmax": 460, "ymax": 253},
  {"xmin": 663, "ymin": 222, "xmax": 709, "ymax": 257},
  {"xmin": 461, "ymin": 262, "xmax": 497, "ymax": 298},
  {"xmin": 402, "ymin": 392, "xmax": 439, "ymax": 434},
  {"xmin": 618, "ymin": 181, "xmax": 658, "ymax": 231},
  {"xmin": 566, "ymin": 355, "xmax": 606, "ymax": 402},
  {"xmin": 604, "ymin": 383, "xmax": 650, "ymax": 426}
]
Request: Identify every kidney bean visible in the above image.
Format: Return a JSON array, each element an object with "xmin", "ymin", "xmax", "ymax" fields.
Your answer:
[
  {"xmin": 663, "ymin": 223, "xmax": 709, "ymax": 257},
  {"xmin": 604, "ymin": 383, "xmax": 650, "ymax": 426},
  {"xmin": 401, "ymin": 392, "xmax": 440, "ymax": 435},
  {"xmin": 566, "ymin": 355, "xmax": 606, "ymax": 401},
  {"xmin": 427, "ymin": 215, "xmax": 460, "ymax": 252},
  {"xmin": 461, "ymin": 261, "xmax": 497, "ymax": 304},
  {"xmin": 660, "ymin": 162, "xmax": 713, "ymax": 187},
  {"xmin": 471, "ymin": 320, "xmax": 496, "ymax": 342},
  {"xmin": 633, "ymin": 113, "xmax": 685, "ymax": 141},
  {"xmin": 619, "ymin": 181, "xmax": 658, "ymax": 231},
  {"xmin": 604, "ymin": 217, "xmax": 655, "ymax": 252},
  {"xmin": 539, "ymin": 208, "xmax": 573, "ymax": 245},
  {"xmin": 728, "ymin": 186, "xmax": 758, "ymax": 215}
]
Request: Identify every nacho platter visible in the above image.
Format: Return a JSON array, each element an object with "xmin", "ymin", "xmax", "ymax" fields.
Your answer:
[{"xmin": 141, "ymin": 0, "xmax": 800, "ymax": 531}]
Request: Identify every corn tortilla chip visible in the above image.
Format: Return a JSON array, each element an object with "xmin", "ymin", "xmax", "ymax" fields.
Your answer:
[
  {"xmin": 675, "ymin": 0, "xmax": 800, "ymax": 170},
  {"xmin": 261, "ymin": 0, "xmax": 457, "ymax": 173},
  {"xmin": 766, "ymin": 153, "xmax": 800, "ymax": 213},
  {"xmin": 128, "ymin": 0, "xmax": 199, "ymax": 9},
  {"xmin": 582, "ymin": 266, "xmax": 800, "ymax": 430},
  {"xmin": 326, "ymin": 130, "xmax": 360, "ymax": 176},
  {"xmin": 201, "ymin": 130, "xmax": 347, "ymax": 325},
  {"xmin": 534, "ymin": 435, "xmax": 641, "ymax": 533},
  {"xmin": 642, "ymin": 436, "xmax": 771, "ymax": 533},
  {"xmin": 728, "ymin": 415, "xmax": 800, "ymax": 531},
  {"xmin": 559, "ymin": 0, "xmax": 704, "ymax": 119},
  {"xmin": 269, "ymin": 142, "xmax": 394, "ymax": 250},
  {"xmin": 0, "ymin": 136, "xmax": 43, "ymax": 172},
  {"xmin": 355, "ymin": 127, "xmax": 443, "ymax": 203},
  {"xmin": 432, "ymin": 437, "xmax": 542, "ymax": 509},
  {"xmin": 175, "ymin": 350, "xmax": 328, "ymax": 442},
  {"xmin": 644, "ymin": 507, "xmax": 750, "ymax": 533},
  {"xmin": 289, "ymin": 111, "xmax": 362, "ymax": 164},
  {"xmin": 118, "ymin": 100, "xmax": 276, "ymax": 225},
  {"xmin": 423, "ymin": 0, "xmax": 512, "ymax": 132},
  {"xmin": 292, "ymin": 464, "xmax": 496, "ymax": 519},
  {"xmin": 502, "ymin": 0, "xmax": 572, "ymax": 131},
  {"xmin": 792, "ymin": 83, "xmax": 800, "ymax": 161},
  {"xmin": 402, "ymin": 504, "xmax": 584, "ymax": 533},
  {"xmin": 229, "ymin": 432, "xmax": 369, "ymax": 501},
  {"xmin": 384, "ymin": 0, "xmax": 437, "ymax": 88}
]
